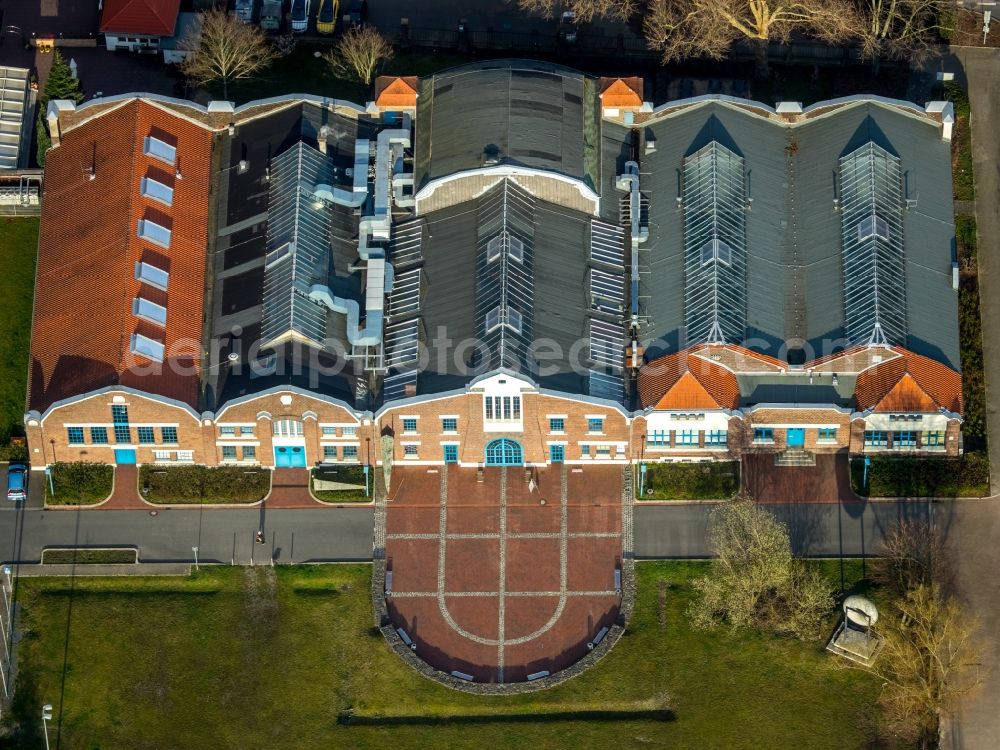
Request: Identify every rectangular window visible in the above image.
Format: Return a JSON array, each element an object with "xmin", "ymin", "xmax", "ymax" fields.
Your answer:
[
  {"xmin": 153, "ymin": 450, "xmax": 170, "ymax": 462},
  {"xmin": 323, "ymin": 445, "xmax": 338, "ymax": 460},
  {"xmin": 135, "ymin": 260, "xmax": 169, "ymax": 291},
  {"xmin": 137, "ymin": 427, "xmax": 155, "ymax": 444},
  {"xmin": 177, "ymin": 450, "xmax": 194, "ymax": 462},
  {"xmin": 647, "ymin": 430, "xmax": 669, "ymax": 447},
  {"xmin": 549, "ymin": 418, "xmax": 564, "ymax": 432},
  {"xmin": 161, "ymin": 427, "xmax": 178, "ymax": 443},
  {"xmin": 138, "ymin": 218, "xmax": 171, "ymax": 248},
  {"xmin": 342, "ymin": 426, "xmax": 356, "ymax": 436},
  {"xmin": 486, "ymin": 306, "xmax": 502, "ymax": 332},
  {"xmin": 143, "ymin": 135, "xmax": 176, "ymax": 165},
  {"xmin": 321, "ymin": 426, "xmax": 337, "ymax": 435},
  {"xmin": 587, "ymin": 418, "xmax": 604, "ymax": 433},
  {"xmin": 503, "ymin": 397, "xmax": 512, "ymax": 420},
  {"xmin": 485, "ymin": 397, "xmax": 493, "ymax": 420},
  {"xmin": 442, "ymin": 418, "xmax": 458, "ymax": 432},
  {"xmin": 444, "ymin": 445, "xmax": 458, "ymax": 463},
  {"xmin": 140, "ymin": 176, "xmax": 174, "ymax": 206},
  {"xmin": 114, "ymin": 425, "xmax": 131, "ymax": 443},
  {"xmin": 817, "ymin": 428, "xmax": 838, "ymax": 442},
  {"xmin": 90, "ymin": 427, "xmax": 108, "ymax": 444},
  {"xmin": 240, "ymin": 426, "xmax": 253, "ymax": 437},
  {"xmin": 273, "ymin": 420, "xmax": 303, "ymax": 437},
  {"xmin": 549, "ymin": 445, "xmax": 565, "ymax": 463},
  {"xmin": 112, "ymin": 405, "xmax": 129, "ymax": 425},
  {"xmin": 595, "ymin": 445, "xmax": 611, "ymax": 458},
  {"xmin": 402, "ymin": 418, "xmax": 418, "ymax": 433},
  {"xmin": 130, "ymin": 332, "xmax": 164, "ymax": 362},
  {"xmin": 222, "ymin": 445, "xmax": 237, "ymax": 460},
  {"xmin": 894, "ymin": 431, "xmax": 917, "ymax": 448},
  {"xmin": 753, "ymin": 428, "xmax": 774, "ymax": 442},
  {"xmin": 922, "ymin": 431, "xmax": 946, "ymax": 446},
  {"xmin": 512, "ymin": 396, "xmax": 520, "ymax": 420},
  {"xmin": 67, "ymin": 427, "xmax": 84, "ymax": 444},
  {"xmin": 132, "ymin": 296, "xmax": 167, "ymax": 326},
  {"xmin": 864, "ymin": 430, "xmax": 888, "ymax": 448},
  {"xmin": 342, "ymin": 445, "xmax": 358, "ymax": 459},
  {"xmin": 242, "ymin": 445, "xmax": 256, "ymax": 461},
  {"xmin": 676, "ymin": 430, "xmax": 698, "ymax": 446},
  {"xmin": 705, "ymin": 430, "xmax": 727, "ymax": 447},
  {"xmin": 220, "ymin": 426, "xmax": 237, "ymax": 436},
  {"xmin": 403, "ymin": 445, "xmax": 418, "ymax": 457}
]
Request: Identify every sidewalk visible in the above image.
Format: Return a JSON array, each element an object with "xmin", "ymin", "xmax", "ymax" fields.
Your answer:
[{"xmin": 9, "ymin": 562, "xmax": 192, "ymax": 576}]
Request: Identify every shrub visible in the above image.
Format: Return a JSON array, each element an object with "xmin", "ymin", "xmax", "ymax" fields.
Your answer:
[
  {"xmin": 47, "ymin": 462, "xmax": 114, "ymax": 505},
  {"xmin": 852, "ymin": 453, "xmax": 989, "ymax": 497},
  {"xmin": 139, "ymin": 465, "xmax": 270, "ymax": 503},
  {"xmin": 641, "ymin": 461, "xmax": 739, "ymax": 500}
]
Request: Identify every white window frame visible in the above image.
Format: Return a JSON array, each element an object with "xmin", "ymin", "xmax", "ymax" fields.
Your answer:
[
  {"xmin": 132, "ymin": 296, "xmax": 167, "ymax": 326},
  {"xmin": 130, "ymin": 332, "xmax": 164, "ymax": 363},
  {"xmin": 135, "ymin": 261, "xmax": 169, "ymax": 290},
  {"xmin": 143, "ymin": 135, "xmax": 176, "ymax": 165},
  {"xmin": 138, "ymin": 218, "xmax": 171, "ymax": 248},
  {"xmin": 140, "ymin": 175, "xmax": 174, "ymax": 206}
]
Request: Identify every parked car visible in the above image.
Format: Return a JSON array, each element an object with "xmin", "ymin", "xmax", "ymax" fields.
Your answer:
[
  {"xmin": 316, "ymin": 0, "xmax": 339, "ymax": 34},
  {"xmin": 291, "ymin": 0, "xmax": 310, "ymax": 32},
  {"xmin": 6, "ymin": 463, "xmax": 27, "ymax": 502},
  {"xmin": 260, "ymin": 0, "xmax": 282, "ymax": 31},
  {"xmin": 341, "ymin": 0, "xmax": 366, "ymax": 29},
  {"xmin": 235, "ymin": 0, "xmax": 256, "ymax": 23}
]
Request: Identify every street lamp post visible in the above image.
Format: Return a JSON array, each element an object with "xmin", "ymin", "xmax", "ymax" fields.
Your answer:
[
  {"xmin": 192, "ymin": 546, "xmax": 199, "ymax": 572},
  {"xmin": 42, "ymin": 704, "xmax": 53, "ymax": 750}
]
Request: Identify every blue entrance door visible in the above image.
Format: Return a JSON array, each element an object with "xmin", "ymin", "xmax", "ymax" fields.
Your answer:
[
  {"xmin": 485, "ymin": 439, "xmax": 523, "ymax": 466},
  {"xmin": 444, "ymin": 445, "xmax": 458, "ymax": 464},
  {"xmin": 114, "ymin": 449, "xmax": 136, "ymax": 465},
  {"xmin": 274, "ymin": 446, "xmax": 306, "ymax": 467},
  {"xmin": 786, "ymin": 428, "xmax": 805, "ymax": 447}
]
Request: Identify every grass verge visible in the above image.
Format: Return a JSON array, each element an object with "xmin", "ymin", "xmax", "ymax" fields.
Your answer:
[
  {"xmin": 639, "ymin": 460, "xmax": 739, "ymax": 500},
  {"xmin": 44, "ymin": 462, "xmax": 114, "ymax": 505},
  {"xmin": 850, "ymin": 453, "xmax": 989, "ymax": 497},
  {"xmin": 41, "ymin": 548, "xmax": 137, "ymax": 565},
  {"xmin": 3, "ymin": 562, "xmax": 882, "ymax": 749},
  {"xmin": 312, "ymin": 465, "xmax": 371, "ymax": 503},
  {"xmin": 947, "ymin": 82, "xmax": 975, "ymax": 203},
  {"xmin": 0, "ymin": 218, "xmax": 37, "ymax": 451}
]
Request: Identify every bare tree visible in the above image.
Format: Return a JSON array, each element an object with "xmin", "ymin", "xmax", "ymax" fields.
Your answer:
[
  {"xmin": 177, "ymin": 10, "xmax": 277, "ymax": 99},
  {"xmin": 867, "ymin": 584, "xmax": 982, "ymax": 745},
  {"xmin": 645, "ymin": 0, "xmax": 860, "ymax": 77},
  {"xmin": 690, "ymin": 497, "xmax": 833, "ymax": 638},
  {"xmin": 858, "ymin": 0, "xmax": 949, "ymax": 67},
  {"xmin": 873, "ymin": 519, "xmax": 954, "ymax": 598},
  {"xmin": 511, "ymin": 0, "xmax": 637, "ymax": 22},
  {"xmin": 323, "ymin": 26, "xmax": 394, "ymax": 88}
]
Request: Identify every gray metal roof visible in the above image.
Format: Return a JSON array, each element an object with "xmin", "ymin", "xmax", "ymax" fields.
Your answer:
[
  {"xmin": 415, "ymin": 60, "xmax": 601, "ymax": 193},
  {"xmin": 641, "ymin": 100, "xmax": 958, "ymax": 369}
]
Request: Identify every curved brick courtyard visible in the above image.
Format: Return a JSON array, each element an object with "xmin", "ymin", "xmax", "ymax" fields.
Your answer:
[{"xmin": 383, "ymin": 465, "xmax": 625, "ymax": 683}]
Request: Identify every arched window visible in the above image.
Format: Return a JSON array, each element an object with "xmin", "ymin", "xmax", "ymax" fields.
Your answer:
[{"xmin": 485, "ymin": 438, "xmax": 523, "ymax": 466}]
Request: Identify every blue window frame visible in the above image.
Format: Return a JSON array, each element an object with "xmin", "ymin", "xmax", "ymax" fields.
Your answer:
[
  {"xmin": 549, "ymin": 418, "xmax": 565, "ymax": 432},
  {"xmin": 864, "ymin": 430, "xmax": 888, "ymax": 447},
  {"xmin": 485, "ymin": 438, "xmax": 523, "ymax": 466},
  {"xmin": 922, "ymin": 431, "xmax": 945, "ymax": 446},
  {"xmin": 342, "ymin": 426, "xmax": 356, "ymax": 436},
  {"xmin": 402, "ymin": 418, "xmax": 418, "ymax": 433},
  {"xmin": 112, "ymin": 405, "xmax": 129, "ymax": 425},
  {"xmin": 90, "ymin": 427, "xmax": 108, "ymax": 444},
  {"xmin": 894, "ymin": 431, "xmax": 917, "ymax": 447},
  {"xmin": 817, "ymin": 428, "xmax": 838, "ymax": 442},
  {"xmin": 403, "ymin": 445, "xmax": 418, "ymax": 457},
  {"xmin": 549, "ymin": 445, "xmax": 565, "ymax": 463},
  {"xmin": 753, "ymin": 428, "xmax": 774, "ymax": 442},
  {"xmin": 587, "ymin": 418, "xmax": 604, "ymax": 433},
  {"xmin": 705, "ymin": 430, "xmax": 727, "ymax": 446},
  {"xmin": 444, "ymin": 445, "xmax": 458, "ymax": 463},
  {"xmin": 647, "ymin": 430, "xmax": 669, "ymax": 447},
  {"xmin": 343, "ymin": 445, "xmax": 358, "ymax": 459},
  {"xmin": 114, "ymin": 425, "xmax": 131, "ymax": 443},
  {"xmin": 67, "ymin": 427, "xmax": 85, "ymax": 444},
  {"xmin": 242, "ymin": 445, "xmax": 256, "ymax": 461},
  {"xmin": 161, "ymin": 427, "xmax": 178, "ymax": 443},
  {"xmin": 137, "ymin": 427, "xmax": 155, "ymax": 444},
  {"xmin": 323, "ymin": 446, "xmax": 338, "ymax": 460},
  {"xmin": 442, "ymin": 418, "xmax": 458, "ymax": 432},
  {"xmin": 222, "ymin": 445, "xmax": 237, "ymax": 460},
  {"xmin": 675, "ymin": 430, "xmax": 698, "ymax": 446},
  {"xmin": 220, "ymin": 426, "xmax": 236, "ymax": 436}
]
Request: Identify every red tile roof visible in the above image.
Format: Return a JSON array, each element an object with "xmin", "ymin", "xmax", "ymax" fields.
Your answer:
[
  {"xmin": 599, "ymin": 77, "xmax": 643, "ymax": 108},
  {"xmin": 100, "ymin": 0, "xmax": 180, "ymax": 36},
  {"xmin": 638, "ymin": 351, "xmax": 740, "ymax": 410},
  {"xmin": 854, "ymin": 348, "xmax": 963, "ymax": 414},
  {"xmin": 375, "ymin": 76, "xmax": 419, "ymax": 108},
  {"xmin": 30, "ymin": 99, "xmax": 212, "ymax": 412}
]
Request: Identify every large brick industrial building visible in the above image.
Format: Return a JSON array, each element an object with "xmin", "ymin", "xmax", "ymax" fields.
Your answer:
[{"xmin": 24, "ymin": 61, "xmax": 963, "ymax": 474}]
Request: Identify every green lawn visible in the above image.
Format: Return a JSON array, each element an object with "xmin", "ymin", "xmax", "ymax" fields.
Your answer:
[
  {"xmin": 0, "ymin": 218, "xmax": 37, "ymax": 450},
  {"xmin": 4, "ymin": 561, "xmax": 882, "ymax": 749},
  {"xmin": 312, "ymin": 465, "xmax": 371, "ymax": 502},
  {"xmin": 639, "ymin": 461, "xmax": 740, "ymax": 500},
  {"xmin": 947, "ymin": 83, "xmax": 975, "ymax": 203},
  {"xmin": 851, "ymin": 453, "xmax": 989, "ymax": 498}
]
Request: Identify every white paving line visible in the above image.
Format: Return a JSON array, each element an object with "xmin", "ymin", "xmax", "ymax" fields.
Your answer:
[
  {"xmin": 387, "ymin": 531, "xmax": 619, "ymax": 541},
  {"xmin": 391, "ymin": 590, "xmax": 620, "ymax": 598}
]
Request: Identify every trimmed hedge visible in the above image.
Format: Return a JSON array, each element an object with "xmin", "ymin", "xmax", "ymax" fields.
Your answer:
[
  {"xmin": 46, "ymin": 461, "xmax": 114, "ymax": 505},
  {"xmin": 640, "ymin": 461, "xmax": 740, "ymax": 501},
  {"xmin": 42, "ymin": 548, "xmax": 137, "ymax": 565},
  {"xmin": 851, "ymin": 453, "xmax": 989, "ymax": 498},
  {"xmin": 140, "ymin": 465, "xmax": 270, "ymax": 504}
]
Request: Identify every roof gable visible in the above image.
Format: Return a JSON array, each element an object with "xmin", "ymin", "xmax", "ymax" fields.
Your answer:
[
  {"xmin": 655, "ymin": 371, "xmax": 724, "ymax": 409},
  {"xmin": 375, "ymin": 76, "xmax": 418, "ymax": 108},
  {"xmin": 100, "ymin": 0, "xmax": 181, "ymax": 36},
  {"xmin": 855, "ymin": 348, "xmax": 962, "ymax": 414},
  {"xmin": 638, "ymin": 350, "xmax": 740, "ymax": 410},
  {"xmin": 871, "ymin": 373, "xmax": 939, "ymax": 412},
  {"xmin": 600, "ymin": 77, "xmax": 643, "ymax": 108}
]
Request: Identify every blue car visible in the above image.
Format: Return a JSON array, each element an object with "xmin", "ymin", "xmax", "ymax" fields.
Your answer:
[{"xmin": 6, "ymin": 463, "xmax": 27, "ymax": 502}]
